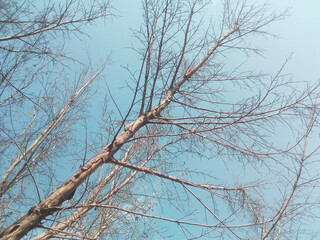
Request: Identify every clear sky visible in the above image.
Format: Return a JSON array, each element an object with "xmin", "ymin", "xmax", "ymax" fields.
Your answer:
[
  {"xmin": 65, "ymin": 0, "xmax": 320, "ymax": 118},
  {"xmin": 63, "ymin": 0, "xmax": 320, "ymax": 238},
  {"xmin": 67, "ymin": 0, "xmax": 320, "ymax": 82}
]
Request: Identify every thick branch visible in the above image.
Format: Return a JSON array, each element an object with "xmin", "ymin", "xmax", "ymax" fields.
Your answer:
[{"xmin": 108, "ymin": 157, "xmax": 243, "ymax": 191}]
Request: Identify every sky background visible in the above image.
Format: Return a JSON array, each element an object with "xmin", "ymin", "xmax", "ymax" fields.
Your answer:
[
  {"xmin": 67, "ymin": 0, "xmax": 320, "ymax": 81},
  {"xmin": 61, "ymin": 0, "xmax": 320, "ymax": 238},
  {"xmin": 65, "ymin": 0, "xmax": 320, "ymax": 129}
]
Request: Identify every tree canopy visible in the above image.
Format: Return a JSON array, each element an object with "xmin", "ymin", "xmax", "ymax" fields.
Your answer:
[{"xmin": 1, "ymin": 0, "xmax": 319, "ymax": 239}]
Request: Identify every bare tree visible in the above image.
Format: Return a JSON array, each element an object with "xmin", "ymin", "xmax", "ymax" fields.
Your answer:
[{"xmin": 1, "ymin": 0, "xmax": 319, "ymax": 239}]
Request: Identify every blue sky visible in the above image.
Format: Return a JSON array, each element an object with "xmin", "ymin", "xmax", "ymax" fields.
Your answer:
[
  {"xmin": 66, "ymin": 0, "xmax": 320, "ymax": 115},
  {"xmin": 69, "ymin": 0, "xmax": 320, "ymax": 79}
]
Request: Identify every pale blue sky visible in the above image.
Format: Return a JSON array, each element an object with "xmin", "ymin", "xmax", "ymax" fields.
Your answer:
[
  {"xmin": 68, "ymin": 0, "xmax": 320, "ymax": 79},
  {"xmin": 66, "ymin": 0, "xmax": 320, "ymax": 113}
]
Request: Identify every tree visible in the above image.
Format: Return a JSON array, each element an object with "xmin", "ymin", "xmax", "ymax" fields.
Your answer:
[{"xmin": 1, "ymin": 0, "xmax": 319, "ymax": 239}]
